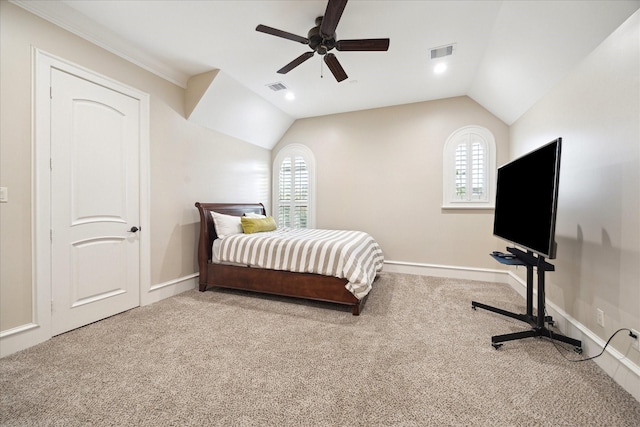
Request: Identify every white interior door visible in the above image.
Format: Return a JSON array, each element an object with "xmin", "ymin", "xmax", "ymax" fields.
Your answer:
[{"xmin": 50, "ymin": 68, "xmax": 141, "ymax": 336}]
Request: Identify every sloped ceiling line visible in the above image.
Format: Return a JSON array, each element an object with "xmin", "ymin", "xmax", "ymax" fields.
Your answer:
[{"xmin": 186, "ymin": 69, "xmax": 295, "ymax": 150}]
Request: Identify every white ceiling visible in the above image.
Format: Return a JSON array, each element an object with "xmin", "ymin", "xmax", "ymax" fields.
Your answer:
[{"xmin": 16, "ymin": 0, "xmax": 640, "ymax": 147}]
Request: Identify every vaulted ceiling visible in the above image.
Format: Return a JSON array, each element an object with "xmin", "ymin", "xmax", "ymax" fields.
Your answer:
[{"xmin": 15, "ymin": 0, "xmax": 640, "ymax": 148}]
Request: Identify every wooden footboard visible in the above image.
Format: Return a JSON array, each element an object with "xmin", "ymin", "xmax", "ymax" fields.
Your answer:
[{"xmin": 195, "ymin": 202, "xmax": 364, "ymax": 315}]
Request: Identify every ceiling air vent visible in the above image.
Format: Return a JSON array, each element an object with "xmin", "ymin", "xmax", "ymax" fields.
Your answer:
[
  {"xmin": 430, "ymin": 43, "xmax": 456, "ymax": 59},
  {"xmin": 266, "ymin": 82, "xmax": 288, "ymax": 91}
]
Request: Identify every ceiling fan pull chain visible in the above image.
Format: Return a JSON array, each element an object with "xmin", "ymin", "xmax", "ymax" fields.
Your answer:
[{"xmin": 320, "ymin": 57, "xmax": 324, "ymax": 78}]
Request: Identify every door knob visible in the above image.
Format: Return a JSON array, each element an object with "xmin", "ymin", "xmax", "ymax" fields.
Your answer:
[{"xmin": 128, "ymin": 226, "xmax": 140, "ymax": 233}]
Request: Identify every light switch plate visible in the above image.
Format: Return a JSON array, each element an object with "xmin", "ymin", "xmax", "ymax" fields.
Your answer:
[{"xmin": 0, "ymin": 187, "xmax": 7, "ymax": 203}]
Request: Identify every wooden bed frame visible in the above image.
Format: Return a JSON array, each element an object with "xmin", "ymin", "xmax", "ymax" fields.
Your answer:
[{"xmin": 195, "ymin": 202, "xmax": 365, "ymax": 315}]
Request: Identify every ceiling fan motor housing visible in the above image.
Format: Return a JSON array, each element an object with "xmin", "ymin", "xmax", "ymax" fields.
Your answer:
[{"xmin": 308, "ymin": 17, "xmax": 336, "ymax": 55}]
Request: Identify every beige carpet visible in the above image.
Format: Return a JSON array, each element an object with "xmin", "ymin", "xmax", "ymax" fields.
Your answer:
[{"xmin": 1, "ymin": 272, "xmax": 639, "ymax": 426}]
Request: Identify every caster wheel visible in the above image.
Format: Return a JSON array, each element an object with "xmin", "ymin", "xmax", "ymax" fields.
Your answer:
[{"xmin": 492, "ymin": 343, "xmax": 503, "ymax": 350}]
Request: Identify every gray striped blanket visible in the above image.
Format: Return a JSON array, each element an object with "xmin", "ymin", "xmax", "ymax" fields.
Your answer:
[{"xmin": 217, "ymin": 228, "xmax": 384, "ymax": 299}]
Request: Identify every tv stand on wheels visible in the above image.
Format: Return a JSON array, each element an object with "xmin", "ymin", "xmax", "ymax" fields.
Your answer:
[{"xmin": 472, "ymin": 247, "xmax": 582, "ymax": 352}]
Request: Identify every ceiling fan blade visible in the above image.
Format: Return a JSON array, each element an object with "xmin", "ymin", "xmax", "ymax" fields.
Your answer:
[
  {"xmin": 324, "ymin": 53, "xmax": 348, "ymax": 82},
  {"xmin": 256, "ymin": 24, "xmax": 309, "ymax": 44},
  {"xmin": 277, "ymin": 52, "xmax": 315, "ymax": 74},
  {"xmin": 320, "ymin": 0, "xmax": 348, "ymax": 38},
  {"xmin": 336, "ymin": 38, "xmax": 390, "ymax": 51}
]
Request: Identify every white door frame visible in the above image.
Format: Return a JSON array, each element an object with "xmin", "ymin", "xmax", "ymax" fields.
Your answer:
[{"xmin": 0, "ymin": 49, "xmax": 150, "ymax": 354}]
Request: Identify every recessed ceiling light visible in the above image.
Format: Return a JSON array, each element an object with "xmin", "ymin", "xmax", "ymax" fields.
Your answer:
[
  {"xmin": 285, "ymin": 92, "xmax": 295, "ymax": 100},
  {"xmin": 434, "ymin": 63, "xmax": 447, "ymax": 74}
]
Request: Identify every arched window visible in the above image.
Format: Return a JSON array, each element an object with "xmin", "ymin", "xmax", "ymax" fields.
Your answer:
[
  {"xmin": 443, "ymin": 126, "xmax": 496, "ymax": 209},
  {"xmin": 273, "ymin": 144, "xmax": 316, "ymax": 228}
]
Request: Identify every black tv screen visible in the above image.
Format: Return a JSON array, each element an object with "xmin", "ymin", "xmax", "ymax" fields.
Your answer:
[{"xmin": 493, "ymin": 138, "xmax": 562, "ymax": 259}]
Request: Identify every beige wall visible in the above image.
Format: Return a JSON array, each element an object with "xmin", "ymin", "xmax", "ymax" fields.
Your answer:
[
  {"xmin": 5, "ymin": 0, "xmax": 636, "ymax": 371},
  {"xmin": 0, "ymin": 1, "xmax": 270, "ymax": 331},
  {"xmin": 273, "ymin": 96, "xmax": 510, "ymax": 269},
  {"xmin": 510, "ymin": 10, "xmax": 639, "ymax": 363}
]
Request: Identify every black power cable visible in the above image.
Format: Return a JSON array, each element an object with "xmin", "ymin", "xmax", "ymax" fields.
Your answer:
[{"xmin": 545, "ymin": 311, "xmax": 638, "ymax": 362}]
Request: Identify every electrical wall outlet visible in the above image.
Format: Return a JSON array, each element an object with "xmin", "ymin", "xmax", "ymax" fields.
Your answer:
[
  {"xmin": 631, "ymin": 329, "xmax": 639, "ymax": 351},
  {"xmin": 596, "ymin": 308, "xmax": 605, "ymax": 327}
]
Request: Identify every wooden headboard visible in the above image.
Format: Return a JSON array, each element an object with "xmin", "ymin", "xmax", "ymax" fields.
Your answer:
[{"xmin": 194, "ymin": 202, "xmax": 266, "ymax": 267}]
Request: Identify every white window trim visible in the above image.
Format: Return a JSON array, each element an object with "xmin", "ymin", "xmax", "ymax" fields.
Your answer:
[
  {"xmin": 272, "ymin": 143, "xmax": 316, "ymax": 228},
  {"xmin": 442, "ymin": 125, "xmax": 496, "ymax": 209}
]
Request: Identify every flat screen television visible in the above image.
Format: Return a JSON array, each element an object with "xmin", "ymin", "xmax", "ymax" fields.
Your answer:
[{"xmin": 493, "ymin": 138, "xmax": 562, "ymax": 259}]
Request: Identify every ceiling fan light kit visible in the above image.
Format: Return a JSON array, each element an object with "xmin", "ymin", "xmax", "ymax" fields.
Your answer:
[{"xmin": 256, "ymin": 0, "xmax": 390, "ymax": 82}]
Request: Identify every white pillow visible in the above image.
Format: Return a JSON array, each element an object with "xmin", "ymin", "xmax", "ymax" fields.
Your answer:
[
  {"xmin": 244, "ymin": 212, "xmax": 266, "ymax": 219},
  {"xmin": 210, "ymin": 211, "xmax": 242, "ymax": 238}
]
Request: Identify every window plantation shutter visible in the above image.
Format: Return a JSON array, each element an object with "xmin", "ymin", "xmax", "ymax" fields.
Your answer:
[
  {"xmin": 443, "ymin": 126, "xmax": 496, "ymax": 209},
  {"xmin": 278, "ymin": 155, "xmax": 309, "ymax": 228},
  {"xmin": 278, "ymin": 156, "xmax": 292, "ymax": 227},
  {"xmin": 470, "ymin": 137, "xmax": 485, "ymax": 200},
  {"xmin": 293, "ymin": 156, "xmax": 309, "ymax": 228},
  {"xmin": 453, "ymin": 135, "xmax": 487, "ymax": 202},
  {"xmin": 455, "ymin": 144, "xmax": 467, "ymax": 198}
]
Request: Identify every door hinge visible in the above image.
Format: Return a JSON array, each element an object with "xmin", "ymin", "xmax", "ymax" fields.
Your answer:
[{"xmin": 50, "ymin": 86, "xmax": 53, "ymax": 99}]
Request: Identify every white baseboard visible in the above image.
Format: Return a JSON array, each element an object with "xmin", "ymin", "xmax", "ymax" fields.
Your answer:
[
  {"xmin": 141, "ymin": 273, "xmax": 198, "ymax": 306},
  {"xmin": 385, "ymin": 260, "xmax": 640, "ymax": 403},
  {"xmin": 383, "ymin": 259, "xmax": 510, "ymax": 284},
  {"xmin": 1, "ymin": 273, "xmax": 199, "ymax": 358},
  {"xmin": 0, "ymin": 323, "xmax": 48, "ymax": 358}
]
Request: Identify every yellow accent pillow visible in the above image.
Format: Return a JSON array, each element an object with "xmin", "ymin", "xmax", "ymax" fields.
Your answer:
[{"xmin": 241, "ymin": 216, "xmax": 277, "ymax": 234}]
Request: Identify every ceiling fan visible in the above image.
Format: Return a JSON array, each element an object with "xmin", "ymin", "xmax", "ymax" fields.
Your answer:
[{"xmin": 256, "ymin": 0, "xmax": 390, "ymax": 82}]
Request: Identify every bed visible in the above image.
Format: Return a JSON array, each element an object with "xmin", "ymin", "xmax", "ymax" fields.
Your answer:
[{"xmin": 195, "ymin": 202, "xmax": 384, "ymax": 315}]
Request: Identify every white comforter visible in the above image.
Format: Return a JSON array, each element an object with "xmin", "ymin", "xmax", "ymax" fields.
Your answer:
[{"xmin": 216, "ymin": 228, "xmax": 384, "ymax": 299}]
